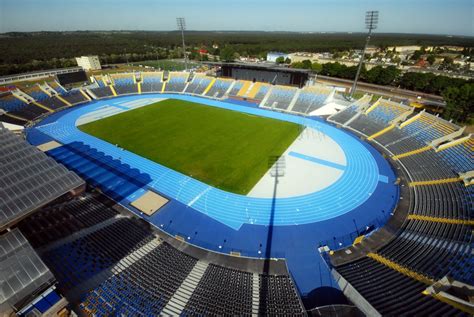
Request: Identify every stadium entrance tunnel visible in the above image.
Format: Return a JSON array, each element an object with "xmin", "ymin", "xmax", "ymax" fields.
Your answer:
[{"xmin": 302, "ymin": 287, "xmax": 351, "ymax": 310}]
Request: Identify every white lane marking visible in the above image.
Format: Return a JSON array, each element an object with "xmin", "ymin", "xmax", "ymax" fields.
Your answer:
[{"xmin": 187, "ymin": 186, "xmax": 212, "ymax": 207}]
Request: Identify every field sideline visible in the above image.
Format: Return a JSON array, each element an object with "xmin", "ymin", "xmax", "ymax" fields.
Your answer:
[{"xmin": 79, "ymin": 99, "xmax": 301, "ymax": 194}]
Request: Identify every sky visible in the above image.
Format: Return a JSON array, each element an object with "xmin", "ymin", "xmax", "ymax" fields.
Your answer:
[{"xmin": 0, "ymin": 0, "xmax": 473, "ymax": 36}]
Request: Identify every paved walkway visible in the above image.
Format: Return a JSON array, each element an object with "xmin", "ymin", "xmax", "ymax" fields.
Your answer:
[{"xmin": 248, "ymin": 127, "xmax": 347, "ymax": 198}]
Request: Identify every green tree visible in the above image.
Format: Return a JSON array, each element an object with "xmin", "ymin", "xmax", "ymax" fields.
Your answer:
[
  {"xmin": 311, "ymin": 62, "xmax": 323, "ymax": 73},
  {"xmin": 363, "ymin": 65, "xmax": 401, "ymax": 85},
  {"xmin": 275, "ymin": 56, "xmax": 285, "ymax": 64},
  {"xmin": 377, "ymin": 66, "xmax": 401, "ymax": 85},
  {"xmin": 413, "ymin": 73, "xmax": 434, "ymax": 91},
  {"xmin": 220, "ymin": 46, "xmax": 236, "ymax": 62},
  {"xmin": 339, "ymin": 65, "xmax": 358, "ymax": 79},
  {"xmin": 189, "ymin": 49, "xmax": 199, "ymax": 61},
  {"xmin": 321, "ymin": 62, "xmax": 344, "ymax": 77},
  {"xmin": 398, "ymin": 72, "xmax": 431, "ymax": 91},
  {"xmin": 439, "ymin": 57, "xmax": 457, "ymax": 71},
  {"xmin": 332, "ymin": 51, "xmax": 343, "ymax": 59},
  {"xmin": 290, "ymin": 61, "xmax": 304, "ymax": 69},
  {"xmin": 301, "ymin": 59, "xmax": 312, "ymax": 69},
  {"xmin": 392, "ymin": 56, "xmax": 402, "ymax": 64},
  {"xmin": 442, "ymin": 83, "xmax": 474, "ymax": 123},
  {"xmin": 411, "ymin": 50, "xmax": 423, "ymax": 61},
  {"xmin": 365, "ymin": 66, "xmax": 382, "ymax": 83},
  {"xmin": 284, "ymin": 57, "xmax": 292, "ymax": 64},
  {"xmin": 426, "ymin": 55, "xmax": 436, "ymax": 65}
]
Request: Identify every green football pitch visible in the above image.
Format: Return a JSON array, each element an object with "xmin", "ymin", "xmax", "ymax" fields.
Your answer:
[{"xmin": 79, "ymin": 99, "xmax": 301, "ymax": 194}]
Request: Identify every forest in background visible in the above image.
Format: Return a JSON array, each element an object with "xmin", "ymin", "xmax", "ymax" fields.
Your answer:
[
  {"xmin": 1, "ymin": 31, "xmax": 472, "ymax": 123},
  {"xmin": 1, "ymin": 31, "xmax": 473, "ymax": 76}
]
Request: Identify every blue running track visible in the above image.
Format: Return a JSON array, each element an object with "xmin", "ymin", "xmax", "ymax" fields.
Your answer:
[{"xmin": 27, "ymin": 94, "xmax": 399, "ymax": 297}]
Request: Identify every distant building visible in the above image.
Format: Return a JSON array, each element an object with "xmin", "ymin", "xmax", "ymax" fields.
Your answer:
[
  {"xmin": 365, "ymin": 46, "xmax": 379, "ymax": 55},
  {"xmin": 415, "ymin": 59, "xmax": 427, "ymax": 67},
  {"xmin": 288, "ymin": 52, "xmax": 317, "ymax": 63},
  {"xmin": 453, "ymin": 58, "xmax": 468, "ymax": 67},
  {"xmin": 267, "ymin": 52, "xmax": 289, "ymax": 63},
  {"xmin": 75, "ymin": 56, "xmax": 101, "ymax": 71},
  {"xmin": 387, "ymin": 46, "xmax": 434, "ymax": 54},
  {"xmin": 238, "ymin": 56, "xmax": 261, "ymax": 63},
  {"xmin": 442, "ymin": 46, "xmax": 465, "ymax": 52}
]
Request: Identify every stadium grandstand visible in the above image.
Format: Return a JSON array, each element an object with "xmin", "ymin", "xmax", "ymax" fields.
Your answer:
[
  {"xmin": 290, "ymin": 85, "xmax": 334, "ymax": 114},
  {"xmin": 110, "ymin": 73, "xmax": 138, "ymax": 95},
  {"xmin": 21, "ymin": 85, "xmax": 50, "ymax": 102},
  {"xmin": 226, "ymin": 79, "xmax": 246, "ymax": 97},
  {"xmin": 1, "ymin": 65, "xmax": 472, "ymax": 317},
  {"xmin": 0, "ymin": 91, "xmax": 48, "ymax": 123},
  {"xmin": 205, "ymin": 77, "xmax": 233, "ymax": 98},
  {"xmin": 140, "ymin": 71, "xmax": 164, "ymax": 93},
  {"xmin": 183, "ymin": 73, "xmax": 214, "ymax": 95},
  {"xmin": 164, "ymin": 71, "xmax": 190, "ymax": 93},
  {"xmin": 261, "ymin": 85, "xmax": 298, "ymax": 110}
]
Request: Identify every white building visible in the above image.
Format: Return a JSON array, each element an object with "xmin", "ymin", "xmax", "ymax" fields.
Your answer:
[
  {"xmin": 75, "ymin": 56, "xmax": 101, "ymax": 70},
  {"xmin": 266, "ymin": 52, "xmax": 289, "ymax": 63},
  {"xmin": 387, "ymin": 46, "xmax": 434, "ymax": 54}
]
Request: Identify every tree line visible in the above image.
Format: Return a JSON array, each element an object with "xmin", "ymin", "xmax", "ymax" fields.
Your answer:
[
  {"xmin": 290, "ymin": 60, "xmax": 473, "ymax": 123},
  {"xmin": 1, "ymin": 31, "xmax": 472, "ymax": 123},
  {"xmin": 1, "ymin": 31, "xmax": 473, "ymax": 76},
  {"xmin": 315, "ymin": 62, "xmax": 469, "ymax": 95}
]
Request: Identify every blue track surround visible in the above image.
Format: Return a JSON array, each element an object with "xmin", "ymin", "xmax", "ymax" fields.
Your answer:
[
  {"xmin": 27, "ymin": 94, "xmax": 399, "ymax": 296},
  {"xmin": 288, "ymin": 151, "xmax": 347, "ymax": 171}
]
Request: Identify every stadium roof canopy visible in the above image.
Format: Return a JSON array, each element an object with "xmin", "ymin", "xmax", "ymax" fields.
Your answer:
[
  {"xmin": 0, "ymin": 229, "xmax": 55, "ymax": 312},
  {"xmin": 204, "ymin": 61, "xmax": 312, "ymax": 74},
  {"xmin": 0, "ymin": 123, "xmax": 85, "ymax": 231}
]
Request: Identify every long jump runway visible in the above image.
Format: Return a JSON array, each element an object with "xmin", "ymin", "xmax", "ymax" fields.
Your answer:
[{"xmin": 27, "ymin": 94, "xmax": 400, "ymax": 296}]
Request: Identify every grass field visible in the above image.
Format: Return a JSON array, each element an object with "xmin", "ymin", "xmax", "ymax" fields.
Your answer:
[{"xmin": 79, "ymin": 99, "xmax": 301, "ymax": 194}]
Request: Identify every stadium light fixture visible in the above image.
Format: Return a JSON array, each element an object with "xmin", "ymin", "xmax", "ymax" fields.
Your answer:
[
  {"xmin": 349, "ymin": 11, "xmax": 379, "ymax": 99},
  {"xmin": 176, "ymin": 17, "xmax": 188, "ymax": 71}
]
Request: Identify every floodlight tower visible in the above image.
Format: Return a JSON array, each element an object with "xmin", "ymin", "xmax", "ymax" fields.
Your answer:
[
  {"xmin": 176, "ymin": 17, "xmax": 188, "ymax": 71},
  {"xmin": 349, "ymin": 11, "xmax": 379, "ymax": 99}
]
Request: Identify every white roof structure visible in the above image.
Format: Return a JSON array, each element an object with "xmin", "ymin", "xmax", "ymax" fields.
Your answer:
[{"xmin": 0, "ymin": 229, "xmax": 54, "ymax": 312}]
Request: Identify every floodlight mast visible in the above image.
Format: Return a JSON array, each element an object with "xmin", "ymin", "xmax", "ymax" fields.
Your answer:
[
  {"xmin": 349, "ymin": 11, "xmax": 379, "ymax": 99},
  {"xmin": 177, "ymin": 17, "xmax": 188, "ymax": 71}
]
